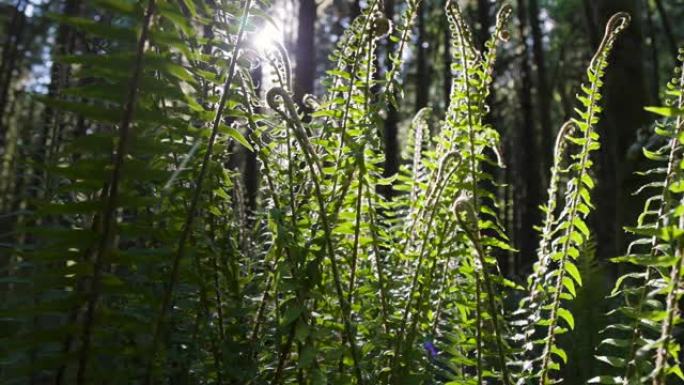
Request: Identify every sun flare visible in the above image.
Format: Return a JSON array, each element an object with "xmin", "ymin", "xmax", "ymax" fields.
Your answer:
[{"xmin": 252, "ymin": 22, "xmax": 283, "ymax": 52}]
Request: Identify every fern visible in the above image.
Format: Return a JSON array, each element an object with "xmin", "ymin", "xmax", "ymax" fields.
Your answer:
[
  {"xmin": 1, "ymin": 2, "xmax": 682, "ymax": 385},
  {"xmin": 592, "ymin": 48, "xmax": 684, "ymax": 385},
  {"xmin": 514, "ymin": 12, "xmax": 631, "ymax": 385}
]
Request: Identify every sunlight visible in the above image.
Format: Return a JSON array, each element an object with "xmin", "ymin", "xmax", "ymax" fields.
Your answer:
[{"xmin": 252, "ymin": 22, "xmax": 283, "ymax": 52}]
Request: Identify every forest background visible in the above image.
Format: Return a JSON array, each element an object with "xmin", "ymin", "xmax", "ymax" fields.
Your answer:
[{"xmin": 0, "ymin": 0, "xmax": 683, "ymax": 384}]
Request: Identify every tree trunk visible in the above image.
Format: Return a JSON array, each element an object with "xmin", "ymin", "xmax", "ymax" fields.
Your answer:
[
  {"xmin": 442, "ymin": 0, "xmax": 451, "ymax": 111},
  {"xmin": 0, "ymin": 0, "xmax": 27, "ymax": 154},
  {"xmin": 528, "ymin": 0, "xmax": 552, "ymax": 179},
  {"xmin": 514, "ymin": 0, "xmax": 540, "ymax": 274},
  {"xmin": 592, "ymin": 0, "xmax": 651, "ymax": 264},
  {"xmin": 582, "ymin": 0, "xmax": 599, "ymax": 48},
  {"xmin": 653, "ymin": 0, "xmax": 677, "ymax": 62},
  {"xmin": 294, "ymin": 0, "xmax": 316, "ymax": 106},
  {"xmin": 41, "ymin": 0, "xmax": 81, "ymax": 166},
  {"xmin": 644, "ymin": 0, "xmax": 660, "ymax": 104},
  {"xmin": 382, "ymin": 0, "xmax": 399, "ymax": 199},
  {"xmin": 415, "ymin": 1, "xmax": 428, "ymax": 112},
  {"xmin": 476, "ymin": 0, "xmax": 490, "ymax": 47}
]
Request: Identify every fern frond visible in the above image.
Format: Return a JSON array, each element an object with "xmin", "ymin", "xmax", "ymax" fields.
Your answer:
[
  {"xmin": 592, "ymin": 48, "xmax": 684, "ymax": 385},
  {"xmin": 514, "ymin": 12, "xmax": 630, "ymax": 385}
]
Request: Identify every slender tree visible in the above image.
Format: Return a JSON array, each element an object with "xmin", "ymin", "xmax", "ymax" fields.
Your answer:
[
  {"xmin": 0, "ymin": 0, "xmax": 27, "ymax": 152},
  {"xmin": 644, "ymin": 0, "xmax": 660, "ymax": 104},
  {"xmin": 653, "ymin": 0, "xmax": 677, "ymax": 61},
  {"xmin": 528, "ymin": 0, "xmax": 552, "ymax": 178},
  {"xmin": 592, "ymin": 0, "xmax": 651, "ymax": 263},
  {"xmin": 294, "ymin": 0, "xmax": 316, "ymax": 106},
  {"xmin": 476, "ymin": 0, "xmax": 490, "ymax": 46},
  {"xmin": 442, "ymin": 0, "xmax": 451, "ymax": 111},
  {"xmin": 515, "ymin": 0, "xmax": 540, "ymax": 272},
  {"xmin": 382, "ymin": 0, "xmax": 399, "ymax": 199},
  {"xmin": 415, "ymin": 1, "xmax": 428, "ymax": 111}
]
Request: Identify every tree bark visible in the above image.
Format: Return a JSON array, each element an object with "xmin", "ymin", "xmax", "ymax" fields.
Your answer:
[
  {"xmin": 476, "ymin": 0, "xmax": 490, "ymax": 47},
  {"xmin": 41, "ymin": 0, "xmax": 81, "ymax": 166},
  {"xmin": 415, "ymin": 1, "xmax": 428, "ymax": 112},
  {"xmin": 644, "ymin": 0, "xmax": 660, "ymax": 104},
  {"xmin": 582, "ymin": 0, "xmax": 599, "ymax": 48},
  {"xmin": 592, "ymin": 0, "xmax": 651, "ymax": 264},
  {"xmin": 294, "ymin": 0, "xmax": 316, "ymax": 106},
  {"xmin": 0, "ymin": 0, "xmax": 27, "ymax": 153},
  {"xmin": 514, "ymin": 0, "xmax": 540, "ymax": 274},
  {"xmin": 653, "ymin": 0, "xmax": 677, "ymax": 62},
  {"xmin": 442, "ymin": 0, "xmax": 451, "ymax": 112},
  {"xmin": 382, "ymin": 0, "xmax": 399, "ymax": 199},
  {"xmin": 528, "ymin": 0, "xmax": 552, "ymax": 179}
]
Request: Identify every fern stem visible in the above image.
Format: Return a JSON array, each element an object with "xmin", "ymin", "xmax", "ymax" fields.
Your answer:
[
  {"xmin": 447, "ymin": 1, "xmax": 511, "ymax": 383},
  {"xmin": 409, "ymin": 108, "xmax": 430, "ymax": 202},
  {"xmin": 538, "ymin": 77, "xmax": 596, "ymax": 385},
  {"xmin": 75, "ymin": 1, "xmax": 155, "ymax": 383},
  {"xmin": 538, "ymin": 14, "xmax": 629, "ymax": 383},
  {"xmin": 364, "ymin": 181, "xmax": 391, "ymax": 333},
  {"xmin": 475, "ymin": 275, "xmax": 483, "ymax": 385},
  {"xmin": 335, "ymin": 5, "xmax": 377, "ymax": 154},
  {"xmin": 385, "ymin": 0, "xmax": 422, "ymax": 95},
  {"xmin": 623, "ymin": 103, "xmax": 682, "ymax": 385},
  {"xmin": 192, "ymin": 236, "xmax": 225, "ymax": 385},
  {"xmin": 144, "ymin": 0, "xmax": 252, "ymax": 382},
  {"xmin": 267, "ymin": 87, "xmax": 364, "ymax": 384},
  {"xmin": 536, "ymin": 121, "xmax": 575, "ymax": 278},
  {"xmin": 521, "ymin": 121, "xmax": 574, "ymax": 353},
  {"xmin": 653, "ymin": 239, "xmax": 684, "ymax": 385},
  {"xmin": 392, "ymin": 153, "xmax": 460, "ymax": 378},
  {"xmin": 404, "ymin": 219, "xmax": 457, "ymax": 353},
  {"xmin": 328, "ymin": 3, "xmax": 379, "ymax": 202},
  {"xmin": 652, "ymin": 53, "xmax": 684, "ymax": 385},
  {"xmin": 239, "ymin": 79, "xmax": 289, "ymax": 353},
  {"xmin": 455, "ymin": 200, "xmax": 511, "ymax": 385},
  {"xmin": 348, "ymin": 165, "xmax": 364, "ymax": 306}
]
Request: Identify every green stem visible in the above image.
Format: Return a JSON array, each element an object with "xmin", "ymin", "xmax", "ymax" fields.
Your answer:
[
  {"xmin": 76, "ymin": 1, "xmax": 155, "ymax": 382},
  {"xmin": 267, "ymin": 88, "xmax": 364, "ymax": 384},
  {"xmin": 144, "ymin": 0, "xmax": 252, "ymax": 382}
]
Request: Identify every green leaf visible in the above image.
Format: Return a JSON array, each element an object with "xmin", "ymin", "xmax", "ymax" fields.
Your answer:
[
  {"xmin": 595, "ymin": 356, "xmax": 626, "ymax": 368},
  {"xmin": 557, "ymin": 307, "xmax": 575, "ymax": 330},
  {"xmin": 565, "ymin": 261, "xmax": 582, "ymax": 286},
  {"xmin": 219, "ymin": 124, "xmax": 254, "ymax": 151},
  {"xmin": 551, "ymin": 345, "xmax": 568, "ymax": 364},
  {"xmin": 645, "ymin": 106, "xmax": 684, "ymax": 117}
]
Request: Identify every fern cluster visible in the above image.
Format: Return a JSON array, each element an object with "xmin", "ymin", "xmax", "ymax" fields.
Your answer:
[
  {"xmin": 590, "ymin": 48, "xmax": 684, "ymax": 385},
  {"xmin": 0, "ymin": 1, "xmax": 682, "ymax": 385}
]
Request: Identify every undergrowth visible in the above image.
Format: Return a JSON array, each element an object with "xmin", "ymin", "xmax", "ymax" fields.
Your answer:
[{"xmin": 0, "ymin": 1, "xmax": 682, "ymax": 385}]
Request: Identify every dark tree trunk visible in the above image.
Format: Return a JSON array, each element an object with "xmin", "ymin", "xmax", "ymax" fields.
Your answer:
[
  {"xmin": 582, "ymin": 0, "xmax": 599, "ymax": 48},
  {"xmin": 41, "ymin": 0, "xmax": 81, "ymax": 165},
  {"xmin": 415, "ymin": 1, "xmax": 428, "ymax": 112},
  {"xmin": 382, "ymin": 0, "xmax": 399, "ymax": 200},
  {"xmin": 653, "ymin": 0, "xmax": 677, "ymax": 62},
  {"xmin": 592, "ymin": 0, "xmax": 651, "ymax": 264},
  {"xmin": 644, "ymin": 0, "xmax": 660, "ymax": 104},
  {"xmin": 528, "ymin": 0, "xmax": 552, "ymax": 179},
  {"xmin": 0, "ymin": 0, "xmax": 27, "ymax": 152},
  {"xmin": 476, "ymin": 0, "xmax": 490, "ymax": 47},
  {"xmin": 514, "ymin": 0, "xmax": 540, "ymax": 274},
  {"xmin": 294, "ymin": 0, "xmax": 316, "ymax": 106},
  {"xmin": 442, "ymin": 0, "xmax": 451, "ymax": 112}
]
